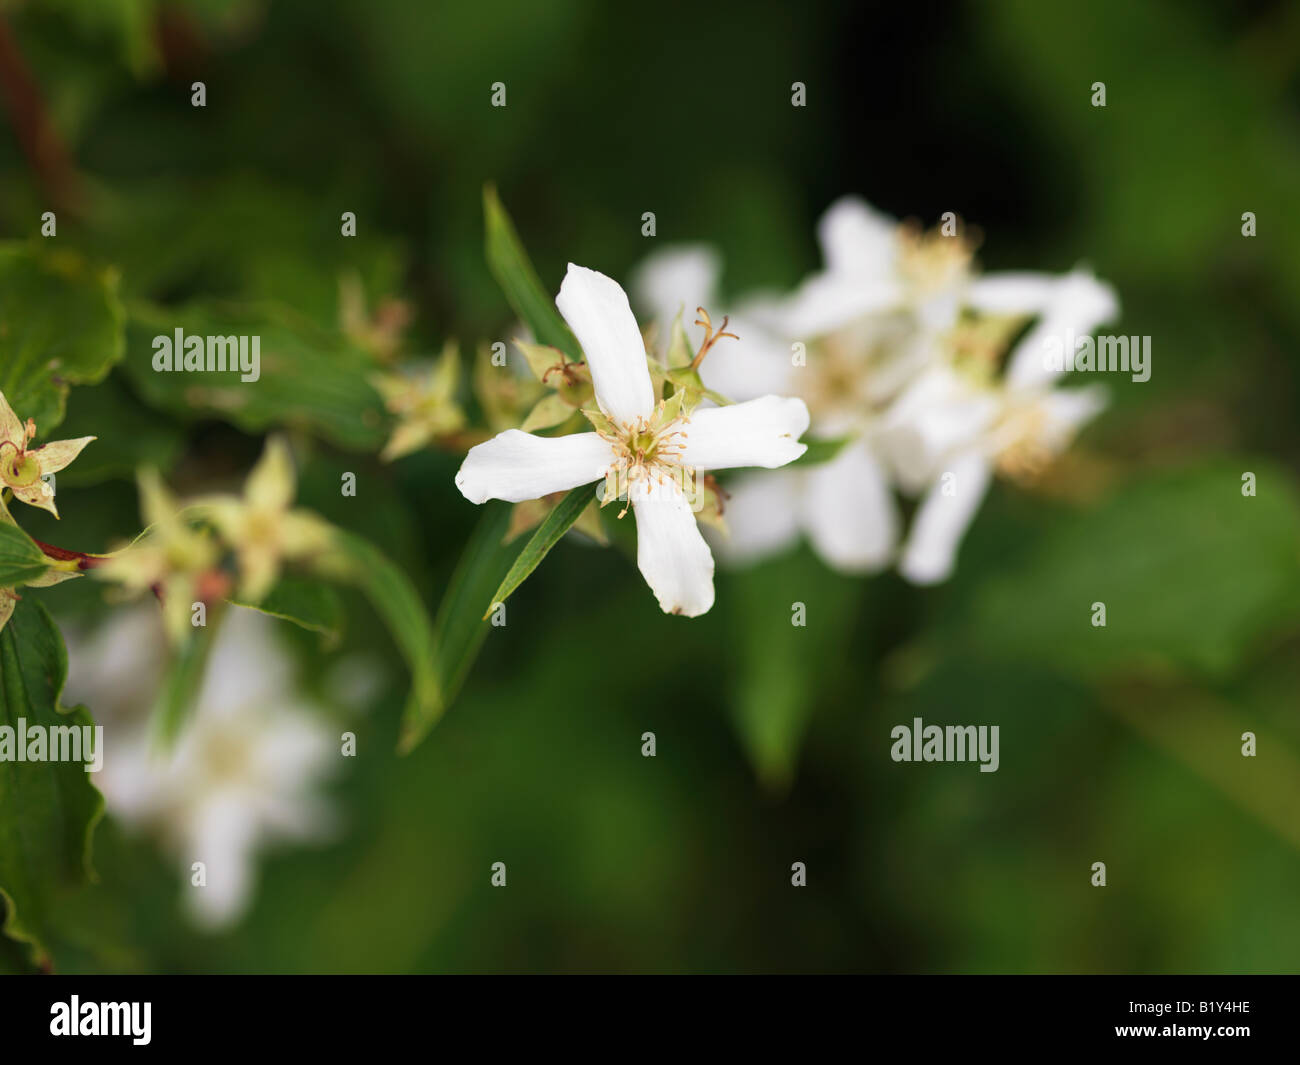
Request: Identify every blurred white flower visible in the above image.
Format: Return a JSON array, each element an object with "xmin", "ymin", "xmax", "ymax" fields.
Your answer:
[
  {"xmin": 456, "ymin": 263, "xmax": 810, "ymax": 616},
  {"xmin": 629, "ymin": 244, "xmax": 723, "ymax": 341},
  {"xmin": 777, "ymin": 196, "xmax": 1059, "ymax": 339},
  {"xmin": 629, "ymin": 198, "xmax": 1119, "ymax": 583},
  {"xmin": 62, "ymin": 605, "xmax": 170, "ymax": 725},
  {"xmin": 893, "ymin": 270, "xmax": 1118, "ymax": 584},
  {"xmin": 65, "ymin": 606, "xmax": 337, "ymax": 930}
]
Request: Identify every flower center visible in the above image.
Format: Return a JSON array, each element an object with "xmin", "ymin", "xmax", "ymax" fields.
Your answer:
[
  {"xmin": 944, "ymin": 313, "xmax": 1027, "ymax": 384},
  {"xmin": 992, "ymin": 404, "xmax": 1052, "ymax": 483},
  {"xmin": 897, "ymin": 220, "xmax": 976, "ymax": 297},
  {"xmin": 801, "ymin": 313, "xmax": 920, "ymax": 425},
  {"xmin": 0, "ymin": 443, "xmax": 40, "ymax": 488},
  {"xmin": 245, "ymin": 508, "xmax": 281, "ymax": 548},
  {"xmin": 199, "ymin": 726, "xmax": 258, "ymax": 787},
  {"xmin": 595, "ymin": 401, "xmax": 694, "ymax": 513}
]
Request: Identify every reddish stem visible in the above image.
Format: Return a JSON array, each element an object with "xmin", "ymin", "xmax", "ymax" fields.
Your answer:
[{"xmin": 32, "ymin": 539, "xmax": 107, "ymax": 570}]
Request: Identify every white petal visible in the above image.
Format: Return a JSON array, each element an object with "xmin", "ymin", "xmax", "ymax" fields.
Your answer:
[
  {"xmin": 629, "ymin": 245, "xmax": 721, "ymax": 329},
  {"xmin": 967, "ymin": 271, "xmax": 1060, "ymax": 315},
  {"xmin": 778, "ymin": 273, "xmax": 903, "ymax": 338},
  {"xmin": 93, "ymin": 728, "xmax": 164, "ymax": 822},
  {"xmin": 631, "ymin": 479, "xmax": 715, "ymax": 616},
  {"xmin": 706, "ymin": 470, "xmax": 802, "ymax": 566},
  {"xmin": 681, "ymin": 395, "xmax": 809, "ymax": 471},
  {"xmin": 817, "ymin": 196, "xmax": 899, "ymax": 279},
  {"xmin": 914, "ymin": 287, "xmax": 964, "ymax": 335},
  {"xmin": 875, "ymin": 367, "xmax": 1000, "ymax": 493},
  {"xmin": 802, "ymin": 439, "xmax": 899, "ymax": 573},
  {"xmin": 183, "ymin": 795, "xmax": 257, "ymax": 928},
  {"xmin": 898, "ymin": 451, "xmax": 992, "ymax": 585},
  {"xmin": 759, "ymin": 197, "xmax": 907, "ymax": 337},
  {"xmin": 555, "ymin": 263, "xmax": 655, "ymax": 423},
  {"xmin": 195, "ymin": 608, "xmax": 293, "ymax": 717},
  {"xmin": 1006, "ymin": 268, "xmax": 1119, "ymax": 390},
  {"xmin": 254, "ymin": 710, "xmax": 336, "ymax": 797},
  {"xmin": 455, "ymin": 430, "xmax": 612, "ymax": 504}
]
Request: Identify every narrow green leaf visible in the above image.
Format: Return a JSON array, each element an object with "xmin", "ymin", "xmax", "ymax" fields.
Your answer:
[
  {"xmin": 728, "ymin": 550, "xmax": 861, "ymax": 792},
  {"xmin": 0, "ymin": 599, "xmax": 104, "ymax": 968},
  {"xmin": 486, "ymin": 484, "xmax": 595, "ymax": 618},
  {"xmin": 322, "ymin": 530, "xmax": 443, "ymax": 754},
  {"xmin": 155, "ymin": 621, "xmax": 216, "ymax": 746},
  {"xmin": 427, "ymin": 503, "xmax": 516, "ymax": 740},
  {"xmin": 228, "ymin": 577, "xmax": 344, "ymax": 643},
  {"xmin": 0, "ymin": 524, "xmax": 51, "ymax": 587},
  {"xmin": 483, "ymin": 185, "xmax": 580, "ymax": 360},
  {"xmin": 0, "ymin": 243, "xmax": 125, "ymax": 434}
]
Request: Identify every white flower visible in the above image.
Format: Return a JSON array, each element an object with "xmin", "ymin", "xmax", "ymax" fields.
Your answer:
[
  {"xmin": 455, "ymin": 263, "xmax": 810, "ymax": 616},
  {"xmin": 894, "ymin": 269, "xmax": 1118, "ymax": 584},
  {"xmin": 777, "ymin": 196, "xmax": 1060, "ymax": 339},
  {"xmin": 67, "ymin": 607, "xmax": 337, "ymax": 929}
]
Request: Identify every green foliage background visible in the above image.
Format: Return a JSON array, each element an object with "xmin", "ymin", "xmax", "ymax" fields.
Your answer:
[{"xmin": 0, "ymin": 0, "xmax": 1298, "ymax": 972}]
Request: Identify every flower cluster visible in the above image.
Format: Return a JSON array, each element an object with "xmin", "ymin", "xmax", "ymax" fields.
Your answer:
[
  {"xmin": 97, "ymin": 437, "xmax": 335, "ymax": 642},
  {"xmin": 632, "ymin": 197, "xmax": 1118, "ymax": 584}
]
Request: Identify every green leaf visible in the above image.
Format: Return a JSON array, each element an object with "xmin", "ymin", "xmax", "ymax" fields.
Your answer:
[
  {"xmin": 957, "ymin": 460, "xmax": 1300, "ymax": 679},
  {"xmin": 728, "ymin": 550, "xmax": 861, "ymax": 791},
  {"xmin": 121, "ymin": 300, "xmax": 388, "ymax": 451},
  {"xmin": 790, "ymin": 435, "xmax": 853, "ymax": 467},
  {"xmin": 486, "ymin": 484, "xmax": 596, "ymax": 618},
  {"xmin": 319, "ymin": 530, "xmax": 444, "ymax": 754},
  {"xmin": 520, "ymin": 392, "xmax": 577, "ymax": 432},
  {"xmin": 428, "ymin": 503, "xmax": 517, "ymax": 738},
  {"xmin": 0, "ymin": 599, "xmax": 104, "ymax": 968},
  {"xmin": 0, "ymin": 243, "xmax": 126, "ymax": 435},
  {"xmin": 229, "ymin": 577, "xmax": 344, "ymax": 643},
  {"xmin": 483, "ymin": 186, "xmax": 580, "ymax": 360},
  {"xmin": 0, "ymin": 524, "xmax": 51, "ymax": 587},
  {"xmin": 38, "ymin": 0, "xmax": 162, "ymax": 78}
]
